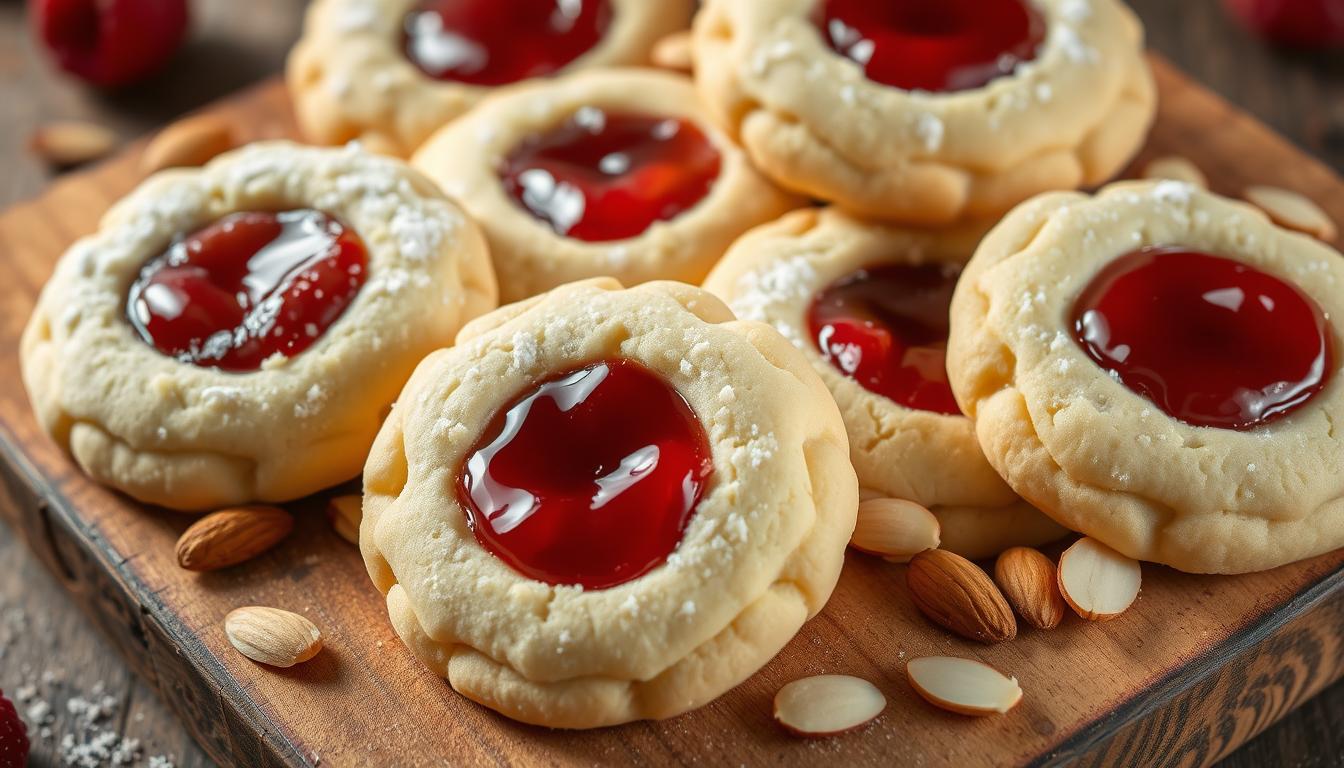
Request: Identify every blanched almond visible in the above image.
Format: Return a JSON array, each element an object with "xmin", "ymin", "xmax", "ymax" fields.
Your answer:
[
  {"xmin": 30, "ymin": 120, "xmax": 118, "ymax": 167},
  {"xmin": 907, "ymin": 549, "xmax": 1016, "ymax": 643},
  {"xmin": 225, "ymin": 607, "xmax": 323, "ymax": 668},
  {"xmin": 1142, "ymin": 156, "xmax": 1207, "ymax": 188},
  {"xmin": 326, "ymin": 495, "xmax": 362, "ymax": 546},
  {"xmin": 651, "ymin": 31, "xmax": 693, "ymax": 73},
  {"xmin": 851, "ymin": 498, "xmax": 940, "ymax": 562},
  {"xmin": 773, "ymin": 675, "xmax": 886, "ymax": 737},
  {"xmin": 176, "ymin": 505, "xmax": 293, "ymax": 572},
  {"xmin": 1057, "ymin": 537, "xmax": 1141, "ymax": 621},
  {"xmin": 994, "ymin": 547, "xmax": 1066, "ymax": 630},
  {"xmin": 906, "ymin": 656, "xmax": 1022, "ymax": 716},
  {"xmin": 1245, "ymin": 185, "xmax": 1338, "ymax": 242},
  {"xmin": 141, "ymin": 114, "xmax": 235, "ymax": 174}
]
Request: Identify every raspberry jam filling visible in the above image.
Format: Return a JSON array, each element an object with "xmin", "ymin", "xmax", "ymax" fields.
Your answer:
[
  {"xmin": 807, "ymin": 263, "xmax": 962, "ymax": 415},
  {"xmin": 458, "ymin": 359, "xmax": 715, "ymax": 590},
  {"xmin": 126, "ymin": 210, "xmax": 368, "ymax": 372},
  {"xmin": 819, "ymin": 0, "xmax": 1046, "ymax": 92},
  {"xmin": 1072, "ymin": 247, "xmax": 1333, "ymax": 431},
  {"xmin": 402, "ymin": 0, "xmax": 611, "ymax": 86},
  {"xmin": 500, "ymin": 108, "xmax": 722, "ymax": 242}
]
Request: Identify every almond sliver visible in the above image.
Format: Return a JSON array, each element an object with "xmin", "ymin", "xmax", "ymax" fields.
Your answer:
[
  {"xmin": 773, "ymin": 675, "xmax": 886, "ymax": 737},
  {"xmin": 906, "ymin": 656, "xmax": 1022, "ymax": 716},
  {"xmin": 1058, "ymin": 537, "xmax": 1142, "ymax": 621}
]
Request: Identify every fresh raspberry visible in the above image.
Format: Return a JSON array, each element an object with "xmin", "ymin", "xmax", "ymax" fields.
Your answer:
[
  {"xmin": 0, "ymin": 688, "xmax": 30, "ymax": 768},
  {"xmin": 30, "ymin": 0, "xmax": 190, "ymax": 87}
]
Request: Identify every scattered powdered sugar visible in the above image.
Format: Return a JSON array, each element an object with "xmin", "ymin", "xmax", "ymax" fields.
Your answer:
[
  {"xmin": 1060, "ymin": 0, "xmax": 1093, "ymax": 23},
  {"xmin": 335, "ymin": 3, "xmax": 378, "ymax": 32},
  {"xmin": 509, "ymin": 331, "xmax": 540, "ymax": 371},
  {"xmin": 679, "ymin": 601, "xmax": 697, "ymax": 617},
  {"xmin": 729, "ymin": 256, "xmax": 818, "ymax": 341},
  {"xmin": 619, "ymin": 595, "xmax": 640, "ymax": 617},
  {"xmin": 1152, "ymin": 180, "xmax": 1194, "ymax": 206},
  {"xmin": 1053, "ymin": 24, "xmax": 1098, "ymax": 64},
  {"xmin": 914, "ymin": 112, "xmax": 945, "ymax": 153},
  {"xmin": 294, "ymin": 383, "xmax": 327, "ymax": 418}
]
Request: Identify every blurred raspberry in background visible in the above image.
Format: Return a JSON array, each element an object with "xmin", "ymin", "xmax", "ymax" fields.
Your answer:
[
  {"xmin": 29, "ymin": 0, "xmax": 189, "ymax": 86},
  {"xmin": 1224, "ymin": 0, "xmax": 1344, "ymax": 47}
]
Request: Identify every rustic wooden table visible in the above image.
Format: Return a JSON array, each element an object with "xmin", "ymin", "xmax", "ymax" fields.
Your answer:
[{"xmin": 0, "ymin": 1, "xmax": 1341, "ymax": 766}]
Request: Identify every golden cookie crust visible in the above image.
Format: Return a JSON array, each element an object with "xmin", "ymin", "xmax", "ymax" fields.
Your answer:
[
  {"xmin": 20, "ymin": 142, "xmax": 497, "ymax": 512},
  {"xmin": 411, "ymin": 68, "xmax": 800, "ymax": 304},
  {"xmin": 691, "ymin": 0, "xmax": 1156, "ymax": 225},
  {"xmin": 703, "ymin": 209, "xmax": 1066, "ymax": 559},
  {"xmin": 287, "ymin": 0, "xmax": 696, "ymax": 157},
  {"xmin": 947, "ymin": 181, "xmax": 1344, "ymax": 574},
  {"xmin": 361, "ymin": 279, "xmax": 857, "ymax": 728}
]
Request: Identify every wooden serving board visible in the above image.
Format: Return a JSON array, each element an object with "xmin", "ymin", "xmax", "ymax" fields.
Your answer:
[{"xmin": 2, "ymin": 59, "xmax": 1344, "ymax": 768}]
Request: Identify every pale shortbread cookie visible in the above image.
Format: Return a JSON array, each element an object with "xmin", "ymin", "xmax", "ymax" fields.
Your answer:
[
  {"xmin": 361, "ymin": 279, "xmax": 857, "ymax": 728},
  {"xmin": 412, "ymin": 68, "xmax": 800, "ymax": 304},
  {"xmin": 288, "ymin": 0, "xmax": 695, "ymax": 157},
  {"xmin": 704, "ymin": 209, "xmax": 1066, "ymax": 559},
  {"xmin": 691, "ymin": 0, "xmax": 1156, "ymax": 225},
  {"xmin": 947, "ymin": 181, "xmax": 1344, "ymax": 574},
  {"xmin": 20, "ymin": 142, "xmax": 497, "ymax": 512}
]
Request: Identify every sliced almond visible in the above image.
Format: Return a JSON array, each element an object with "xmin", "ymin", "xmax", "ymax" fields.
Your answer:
[
  {"xmin": 907, "ymin": 549, "xmax": 1016, "ymax": 644},
  {"xmin": 224, "ymin": 607, "xmax": 323, "ymax": 668},
  {"xmin": 175, "ymin": 505, "xmax": 294, "ymax": 572},
  {"xmin": 993, "ymin": 547, "xmax": 1066, "ymax": 630},
  {"xmin": 851, "ymin": 498, "xmax": 940, "ymax": 563},
  {"xmin": 1057, "ymin": 537, "xmax": 1141, "ymax": 621},
  {"xmin": 1141, "ymin": 155, "xmax": 1207, "ymax": 188},
  {"xmin": 30, "ymin": 120, "xmax": 119, "ymax": 167},
  {"xmin": 650, "ymin": 31, "xmax": 693, "ymax": 73},
  {"xmin": 326, "ymin": 495, "xmax": 362, "ymax": 546},
  {"xmin": 1244, "ymin": 185, "xmax": 1338, "ymax": 242},
  {"xmin": 773, "ymin": 675, "xmax": 886, "ymax": 737},
  {"xmin": 906, "ymin": 656, "xmax": 1023, "ymax": 716},
  {"xmin": 140, "ymin": 114, "xmax": 235, "ymax": 174}
]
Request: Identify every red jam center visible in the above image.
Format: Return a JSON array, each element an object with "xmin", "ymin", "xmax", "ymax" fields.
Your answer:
[
  {"xmin": 806, "ymin": 263, "xmax": 962, "ymax": 415},
  {"xmin": 458, "ymin": 360, "xmax": 714, "ymax": 590},
  {"xmin": 127, "ymin": 210, "xmax": 368, "ymax": 372},
  {"xmin": 500, "ymin": 108, "xmax": 722, "ymax": 242},
  {"xmin": 819, "ymin": 0, "xmax": 1046, "ymax": 92},
  {"xmin": 402, "ymin": 0, "xmax": 611, "ymax": 86},
  {"xmin": 1072, "ymin": 247, "xmax": 1333, "ymax": 431}
]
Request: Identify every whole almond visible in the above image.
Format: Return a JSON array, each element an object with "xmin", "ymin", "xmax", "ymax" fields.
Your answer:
[
  {"xmin": 175, "ymin": 505, "xmax": 293, "ymax": 572},
  {"xmin": 30, "ymin": 120, "xmax": 118, "ymax": 167},
  {"xmin": 994, "ymin": 547, "xmax": 1066, "ymax": 630},
  {"xmin": 326, "ymin": 495, "xmax": 362, "ymax": 546},
  {"xmin": 225, "ymin": 607, "xmax": 322, "ymax": 668},
  {"xmin": 1244, "ymin": 185, "xmax": 1338, "ymax": 242},
  {"xmin": 651, "ymin": 31, "xmax": 693, "ymax": 73},
  {"xmin": 141, "ymin": 114, "xmax": 235, "ymax": 174},
  {"xmin": 851, "ymin": 498, "xmax": 940, "ymax": 563},
  {"xmin": 907, "ymin": 549, "xmax": 1016, "ymax": 644}
]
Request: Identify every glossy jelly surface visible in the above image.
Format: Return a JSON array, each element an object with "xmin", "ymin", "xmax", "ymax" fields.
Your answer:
[
  {"xmin": 807, "ymin": 263, "xmax": 962, "ymax": 415},
  {"xmin": 458, "ymin": 359, "xmax": 715, "ymax": 590},
  {"xmin": 1072, "ymin": 246, "xmax": 1333, "ymax": 430},
  {"xmin": 127, "ymin": 209, "xmax": 368, "ymax": 372},
  {"xmin": 500, "ymin": 108, "xmax": 721, "ymax": 242},
  {"xmin": 403, "ymin": 0, "xmax": 611, "ymax": 86},
  {"xmin": 819, "ymin": 0, "xmax": 1046, "ymax": 92}
]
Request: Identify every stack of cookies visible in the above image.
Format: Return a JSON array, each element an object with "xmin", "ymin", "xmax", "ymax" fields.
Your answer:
[{"xmin": 19, "ymin": 0, "xmax": 1344, "ymax": 731}]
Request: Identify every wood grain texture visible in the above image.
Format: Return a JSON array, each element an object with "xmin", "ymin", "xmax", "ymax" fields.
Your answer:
[{"xmin": 0, "ymin": 60, "xmax": 1343, "ymax": 768}]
